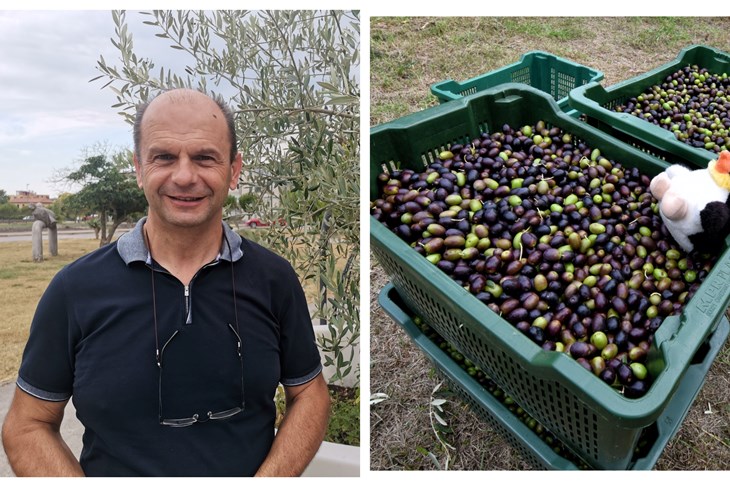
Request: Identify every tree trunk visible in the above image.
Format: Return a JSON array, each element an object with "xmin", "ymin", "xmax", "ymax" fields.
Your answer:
[
  {"xmin": 99, "ymin": 211, "xmax": 108, "ymax": 247},
  {"xmin": 319, "ymin": 210, "xmax": 332, "ymax": 326},
  {"xmin": 102, "ymin": 219, "xmax": 124, "ymax": 245}
]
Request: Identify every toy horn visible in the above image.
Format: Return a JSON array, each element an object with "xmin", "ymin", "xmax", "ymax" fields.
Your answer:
[{"xmin": 716, "ymin": 150, "xmax": 730, "ymax": 174}]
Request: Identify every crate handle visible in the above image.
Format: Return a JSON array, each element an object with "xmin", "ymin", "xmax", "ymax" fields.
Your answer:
[{"xmin": 495, "ymin": 94, "xmax": 523, "ymax": 105}]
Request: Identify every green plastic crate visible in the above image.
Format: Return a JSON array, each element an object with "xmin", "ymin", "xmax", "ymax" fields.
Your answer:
[
  {"xmin": 568, "ymin": 44, "xmax": 730, "ymax": 166},
  {"xmin": 378, "ymin": 283, "xmax": 730, "ymax": 470},
  {"xmin": 430, "ymin": 50, "xmax": 604, "ymax": 115},
  {"xmin": 369, "ymin": 84, "xmax": 730, "ymax": 469}
]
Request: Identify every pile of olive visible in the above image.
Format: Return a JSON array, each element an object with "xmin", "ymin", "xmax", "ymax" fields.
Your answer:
[
  {"xmin": 371, "ymin": 121, "xmax": 719, "ymax": 399},
  {"xmin": 614, "ymin": 64, "xmax": 730, "ymax": 153}
]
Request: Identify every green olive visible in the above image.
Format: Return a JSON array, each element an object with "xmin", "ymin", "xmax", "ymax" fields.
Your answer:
[
  {"xmin": 630, "ymin": 362, "xmax": 648, "ymax": 380},
  {"xmin": 590, "ymin": 331, "xmax": 608, "ymax": 350}
]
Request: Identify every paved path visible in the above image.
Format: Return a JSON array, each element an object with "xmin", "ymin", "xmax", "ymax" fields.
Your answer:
[{"xmin": 0, "ymin": 380, "xmax": 83, "ymax": 477}]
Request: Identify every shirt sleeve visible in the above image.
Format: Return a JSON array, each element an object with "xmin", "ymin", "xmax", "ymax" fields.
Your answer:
[
  {"xmin": 277, "ymin": 264, "xmax": 323, "ymax": 387},
  {"xmin": 17, "ymin": 269, "xmax": 77, "ymax": 401}
]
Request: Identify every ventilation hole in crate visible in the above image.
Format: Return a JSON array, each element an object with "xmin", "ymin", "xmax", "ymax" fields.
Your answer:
[
  {"xmin": 453, "ymin": 135, "xmax": 475, "ymax": 147},
  {"xmin": 420, "ymin": 152, "xmax": 435, "ymax": 167},
  {"xmin": 461, "ymin": 87, "xmax": 478, "ymax": 97},
  {"xmin": 630, "ymin": 137, "xmax": 671, "ymax": 162},
  {"xmin": 556, "ymin": 72, "xmax": 576, "ymax": 99},
  {"xmin": 511, "ymin": 66, "xmax": 531, "ymax": 85},
  {"xmin": 550, "ymin": 69, "xmax": 557, "ymax": 99},
  {"xmin": 601, "ymin": 95, "xmax": 629, "ymax": 112},
  {"xmin": 478, "ymin": 122, "xmax": 492, "ymax": 136},
  {"xmin": 586, "ymin": 121, "xmax": 675, "ymax": 163},
  {"xmin": 378, "ymin": 160, "xmax": 400, "ymax": 175}
]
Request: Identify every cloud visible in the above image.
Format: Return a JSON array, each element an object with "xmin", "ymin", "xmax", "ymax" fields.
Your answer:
[
  {"xmin": 0, "ymin": 10, "xmax": 145, "ymax": 197},
  {"xmin": 0, "ymin": 11, "xmax": 124, "ymax": 139},
  {"xmin": 0, "ymin": 109, "xmax": 123, "ymax": 145}
]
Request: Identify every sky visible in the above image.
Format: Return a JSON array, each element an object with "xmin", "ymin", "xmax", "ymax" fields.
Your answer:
[{"xmin": 0, "ymin": 10, "xmax": 191, "ymax": 199}]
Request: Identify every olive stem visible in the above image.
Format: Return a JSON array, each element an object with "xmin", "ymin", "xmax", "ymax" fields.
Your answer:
[{"xmin": 428, "ymin": 382, "xmax": 455, "ymax": 470}]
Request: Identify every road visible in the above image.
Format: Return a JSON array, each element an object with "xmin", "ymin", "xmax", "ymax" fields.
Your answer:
[
  {"xmin": 0, "ymin": 230, "xmax": 94, "ymax": 243},
  {"xmin": 0, "ymin": 229, "xmax": 122, "ymax": 243}
]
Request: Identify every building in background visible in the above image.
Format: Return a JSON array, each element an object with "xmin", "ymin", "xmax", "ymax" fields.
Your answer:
[{"xmin": 8, "ymin": 190, "xmax": 55, "ymax": 209}]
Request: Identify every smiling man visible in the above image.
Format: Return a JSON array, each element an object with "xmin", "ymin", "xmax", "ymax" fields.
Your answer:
[{"xmin": 2, "ymin": 89, "xmax": 330, "ymax": 477}]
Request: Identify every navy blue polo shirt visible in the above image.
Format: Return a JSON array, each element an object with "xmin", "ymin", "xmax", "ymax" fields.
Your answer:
[{"xmin": 16, "ymin": 218, "xmax": 323, "ymax": 476}]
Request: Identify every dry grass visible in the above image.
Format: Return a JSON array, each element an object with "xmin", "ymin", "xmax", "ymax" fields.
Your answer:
[
  {"xmin": 370, "ymin": 17, "xmax": 730, "ymax": 471},
  {"xmin": 0, "ymin": 238, "xmax": 99, "ymax": 383}
]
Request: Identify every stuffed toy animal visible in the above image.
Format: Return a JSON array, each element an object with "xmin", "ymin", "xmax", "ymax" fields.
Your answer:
[{"xmin": 649, "ymin": 150, "xmax": 730, "ymax": 254}]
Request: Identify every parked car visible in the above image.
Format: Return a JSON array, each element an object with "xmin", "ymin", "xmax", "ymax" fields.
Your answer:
[{"xmin": 244, "ymin": 217, "xmax": 286, "ymax": 228}]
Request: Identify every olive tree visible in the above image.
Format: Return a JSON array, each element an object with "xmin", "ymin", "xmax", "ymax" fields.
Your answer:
[{"xmin": 93, "ymin": 10, "xmax": 360, "ymax": 386}]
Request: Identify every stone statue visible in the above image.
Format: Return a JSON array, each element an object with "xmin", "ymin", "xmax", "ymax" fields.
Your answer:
[
  {"xmin": 32, "ymin": 203, "xmax": 57, "ymax": 229},
  {"xmin": 30, "ymin": 203, "xmax": 58, "ymax": 262}
]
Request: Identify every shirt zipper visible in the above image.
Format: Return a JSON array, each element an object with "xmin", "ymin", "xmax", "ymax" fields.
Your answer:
[
  {"xmin": 150, "ymin": 259, "xmax": 221, "ymax": 327},
  {"xmin": 184, "ymin": 284, "xmax": 191, "ymax": 325},
  {"xmin": 183, "ymin": 260, "xmax": 221, "ymax": 326}
]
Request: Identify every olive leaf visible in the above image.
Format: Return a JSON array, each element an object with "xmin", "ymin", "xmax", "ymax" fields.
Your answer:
[
  {"xmin": 432, "ymin": 410, "xmax": 447, "ymax": 427},
  {"xmin": 430, "ymin": 398, "xmax": 447, "ymax": 409},
  {"xmin": 369, "ymin": 392, "xmax": 389, "ymax": 405}
]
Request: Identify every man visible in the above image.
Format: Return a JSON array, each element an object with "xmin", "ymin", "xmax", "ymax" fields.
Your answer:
[{"xmin": 2, "ymin": 89, "xmax": 331, "ymax": 476}]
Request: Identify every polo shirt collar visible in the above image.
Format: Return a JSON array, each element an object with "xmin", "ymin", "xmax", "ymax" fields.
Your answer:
[{"xmin": 116, "ymin": 216, "xmax": 244, "ymax": 265}]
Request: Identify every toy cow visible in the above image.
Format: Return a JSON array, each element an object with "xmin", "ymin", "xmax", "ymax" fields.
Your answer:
[{"xmin": 649, "ymin": 150, "xmax": 730, "ymax": 254}]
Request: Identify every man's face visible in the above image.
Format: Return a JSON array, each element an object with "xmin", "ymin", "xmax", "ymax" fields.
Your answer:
[{"xmin": 134, "ymin": 91, "xmax": 242, "ymax": 230}]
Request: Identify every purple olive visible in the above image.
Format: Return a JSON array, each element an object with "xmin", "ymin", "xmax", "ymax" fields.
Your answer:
[
  {"xmin": 617, "ymin": 363, "xmax": 635, "ymax": 385},
  {"xmin": 599, "ymin": 368, "xmax": 617, "ymax": 385},
  {"xmin": 568, "ymin": 341, "xmax": 592, "ymax": 359},
  {"xmin": 623, "ymin": 380, "xmax": 649, "ymax": 399}
]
